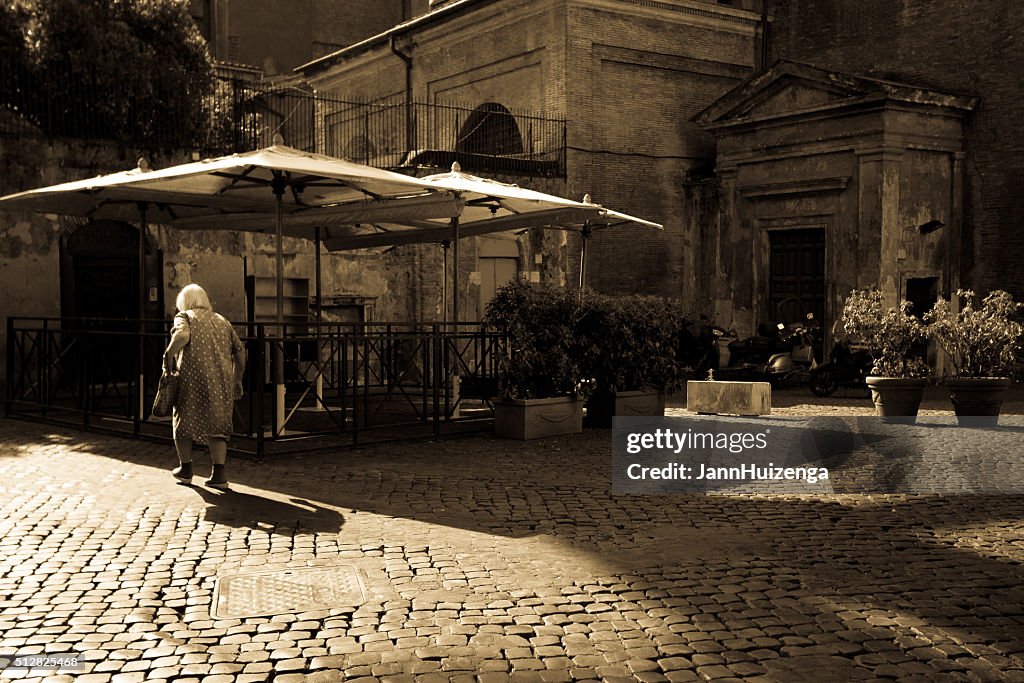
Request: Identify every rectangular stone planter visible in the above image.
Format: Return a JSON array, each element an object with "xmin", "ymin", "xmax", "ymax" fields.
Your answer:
[
  {"xmin": 686, "ymin": 380, "xmax": 771, "ymax": 416},
  {"xmin": 493, "ymin": 396, "xmax": 584, "ymax": 439},
  {"xmin": 585, "ymin": 390, "xmax": 666, "ymax": 428}
]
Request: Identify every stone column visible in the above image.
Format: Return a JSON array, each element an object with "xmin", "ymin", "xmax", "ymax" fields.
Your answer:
[
  {"xmin": 856, "ymin": 147, "xmax": 903, "ymax": 304},
  {"xmin": 947, "ymin": 151, "xmax": 965, "ymax": 298},
  {"xmin": 714, "ymin": 166, "xmax": 740, "ymax": 329}
]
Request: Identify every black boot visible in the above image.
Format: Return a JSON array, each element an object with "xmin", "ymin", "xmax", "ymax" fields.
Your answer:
[
  {"xmin": 206, "ymin": 464, "xmax": 229, "ymax": 490},
  {"xmin": 172, "ymin": 462, "xmax": 193, "ymax": 484}
]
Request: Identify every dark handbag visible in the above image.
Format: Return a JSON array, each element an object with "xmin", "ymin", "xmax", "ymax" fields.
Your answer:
[{"xmin": 152, "ymin": 370, "xmax": 179, "ymax": 418}]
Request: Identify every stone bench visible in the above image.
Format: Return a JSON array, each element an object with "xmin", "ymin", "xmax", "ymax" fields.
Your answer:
[{"xmin": 686, "ymin": 380, "xmax": 771, "ymax": 416}]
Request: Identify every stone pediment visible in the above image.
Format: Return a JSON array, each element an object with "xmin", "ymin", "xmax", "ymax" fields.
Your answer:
[
  {"xmin": 731, "ymin": 79, "xmax": 855, "ymax": 119},
  {"xmin": 695, "ymin": 60, "xmax": 977, "ymax": 128}
]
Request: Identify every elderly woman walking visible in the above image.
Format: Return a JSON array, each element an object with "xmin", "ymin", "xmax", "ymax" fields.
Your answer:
[{"xmin": 163, "ymin": 284, "xmax": 246, "ymax": 489}]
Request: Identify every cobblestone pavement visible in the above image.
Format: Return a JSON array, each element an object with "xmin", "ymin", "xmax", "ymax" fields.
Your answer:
[{"xmin": 2, "ymin": 400, "xmax": 1024, "ymax": 683}]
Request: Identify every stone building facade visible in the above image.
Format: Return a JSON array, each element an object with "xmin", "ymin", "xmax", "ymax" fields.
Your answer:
[
  {"xmin": 297, "ymin": 0, "xmax": 767, "ymax": 320},
  {"xmin": 765, "ymin": 0, "xmax": 1024, "ymax": 304},
  {"xmin": 693, "ymin": 62, "xmax": 976, "ymax": 343},
  {"xmin": 189, "ymin": 0, "xmax": 428, "ymax": 76}
]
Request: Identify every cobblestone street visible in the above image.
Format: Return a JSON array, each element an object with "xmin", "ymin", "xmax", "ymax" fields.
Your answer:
[{"xmin": 2, "ymin": 389, "xmax": 1024, "ymax": 683}]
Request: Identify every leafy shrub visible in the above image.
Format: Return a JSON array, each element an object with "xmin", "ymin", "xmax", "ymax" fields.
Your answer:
[
  {"xmin": 842, "ymin": 289, "xmax": 930, "ymax": 378},
  {"xmin": 924, "ymin": 289, "xmax": 1023, "ymax": 378},
  {"xmin": 576, "ymin": 292, "xmax": 692, "ymax": 394},
  {"xmin": 483, "ymin": 281, "xmax": 695, "ymax": 400},
  {"xmin": 483, "ymin": 280, "xmax": 589, "ymax": 401}
]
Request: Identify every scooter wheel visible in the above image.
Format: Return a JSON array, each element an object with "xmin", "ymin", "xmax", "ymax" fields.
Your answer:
[{"xmin": 810, "ymin": 367, "xmax": 838, "ymax": 397}]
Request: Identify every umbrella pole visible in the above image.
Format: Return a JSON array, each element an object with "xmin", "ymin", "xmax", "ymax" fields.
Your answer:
[
  {"xmin": 441, "ymin": 240, "xmax": 449, "ymax": 322},
  {"xmin": 136, "ymin": 202, "xmax": 148, "ymax": 432},
  {"xmin": 580, "ymin": 222, "xmax": 591, "ymax": 292},
  {"xmin": 451, "ymin": 216, "xmax": 460, "ymax": 326},
  {"xmin": 272, "ymin": 174, "xmax": 286, "ymax": 436},
  {"xmin": 314, "ymin": 227, "xmax": 324, "ymax": 411}
]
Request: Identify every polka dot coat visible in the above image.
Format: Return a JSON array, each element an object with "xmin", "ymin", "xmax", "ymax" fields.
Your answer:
[{"xmin": 170, "ymin": 309, "xmax": 244, "ymax": 443}]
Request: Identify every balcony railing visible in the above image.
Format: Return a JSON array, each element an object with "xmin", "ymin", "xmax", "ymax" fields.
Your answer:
[
  {"xmin": 0, "ymin": 58, "xmax": 567, "ymax": 177},
  {"xmin": 319, "ymin": 96, "xmax": 567, "ymax": 178}
]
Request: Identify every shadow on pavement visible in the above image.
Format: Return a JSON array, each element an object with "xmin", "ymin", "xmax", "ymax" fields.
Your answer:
[{"xmin": 187, "ymin": 484, "xmax": 345, "ymax": 534}]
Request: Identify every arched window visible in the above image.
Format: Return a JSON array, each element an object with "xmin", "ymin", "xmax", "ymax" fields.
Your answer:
[{"xmin": 456, "ymin": 103, "xmax": 524, "ymax": 156}]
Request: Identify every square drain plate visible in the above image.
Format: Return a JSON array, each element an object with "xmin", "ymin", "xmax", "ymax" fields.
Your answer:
[{"xmin": 212, "ymin": 565, "xmax": 366, "ymax": 619}]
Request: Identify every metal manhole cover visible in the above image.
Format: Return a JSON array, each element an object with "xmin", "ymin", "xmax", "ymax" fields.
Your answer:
[{"xmin": 212, "ymin": 565, "xmax": 366, "ymax": 619}]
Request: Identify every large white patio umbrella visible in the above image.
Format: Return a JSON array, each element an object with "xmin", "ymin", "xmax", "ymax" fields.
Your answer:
[
  {"xmin": 0, "ymin": 146, "xmax": 662, "ymax": 423},
  {"xmin": 314, "ymin": 164, "xmax": 663, "ymax": 322},
  {"xmin": 0, "ymin": 139, "xmax": 458, "ymax": 426},
  {"xmin": 159, "ymin": 160, "xmax": 665, "ymax": 323}
]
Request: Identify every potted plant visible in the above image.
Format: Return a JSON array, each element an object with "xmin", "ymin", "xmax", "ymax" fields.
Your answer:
[
  {"xmin": 577, "ymin": 293, "xmax": 691, "ymax": 427},
  {"xmin": 842, "ymin": 289, "xmax": 931, "ymax": 422},
  {"xmin": 924, "ymin": 289, "xmax": 1022, "ymax": 424},
  {"xmin": 483, "ymin": 280, "xmax": 591, "ymax": 439}
]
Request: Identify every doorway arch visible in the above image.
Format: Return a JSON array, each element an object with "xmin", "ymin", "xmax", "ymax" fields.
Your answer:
[{"xmin": 456, "ymin": 102, "xmax": 524, "ymax": 156}]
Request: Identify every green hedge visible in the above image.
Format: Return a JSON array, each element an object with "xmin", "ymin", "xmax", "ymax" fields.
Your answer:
[{"xmin": 483, "ymin": 281, "xmax": 695, "ymax": 400}]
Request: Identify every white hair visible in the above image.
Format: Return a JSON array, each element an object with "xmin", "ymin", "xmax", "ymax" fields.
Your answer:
[{"xmin": 176, "ymin": 284, "xmax": 212, "ymax": 313}]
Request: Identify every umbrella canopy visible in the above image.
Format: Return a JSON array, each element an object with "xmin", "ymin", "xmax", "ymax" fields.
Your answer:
[
  {"xmin": 0, "ymin": 143, "xmax": 461, "ymax": 226},
  {"xmin": 317, "ymin": 164, "xmax": 662, "ymax": 251}
]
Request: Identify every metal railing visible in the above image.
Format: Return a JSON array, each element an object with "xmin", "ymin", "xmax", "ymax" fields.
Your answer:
[
  {"xmin": 0, "ymin": 55, "xmax": 567, "ymax": 176},
  {"xmin": 320, "ymin": 96, "xmax": 567, "ymax": 177},
  {"xmin": 5, "ymin": 317, "xmax": 507, "ymax": 457}
]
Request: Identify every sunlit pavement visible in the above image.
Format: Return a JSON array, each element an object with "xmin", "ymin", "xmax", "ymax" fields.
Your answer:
[{"xmin": 2, "ymin": 412, "xmax": 1024, "ymax": 683}]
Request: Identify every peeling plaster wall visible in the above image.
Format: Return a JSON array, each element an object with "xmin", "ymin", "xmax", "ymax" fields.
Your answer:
[{"xmin": 0, "ymin": 138, "xmax": 183, "ymax": 391}]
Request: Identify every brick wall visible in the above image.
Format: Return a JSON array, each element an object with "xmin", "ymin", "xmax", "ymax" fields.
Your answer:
[
  {"xmin": 307, "ymin": 0, "xmax": 763, "ymax": 311},
  {"xmin": 569, "ymin": 2, "xmax": 758, "ymax": 303},
  {"xmin": 769, "ymin": 0, "xmax": 1024, "ymax": 299},
  {"xmin": 311, "ymin": 0, "xmax": 406, "ymax": 60}
]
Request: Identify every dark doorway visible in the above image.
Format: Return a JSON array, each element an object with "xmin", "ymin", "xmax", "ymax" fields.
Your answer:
[
  {"xmin": 906, "ymin": 276, "xmax": 939, "ymax": 364},
  {"xmin": 905, "ymin": 277, "xmax": 939, "ymax": 320},
  {"xmin": 769, "ymin": 228, "xmax": 826, "ymax": 359},
  {"xmin": 60, "ymin": 220, "xmax": 161, "ymax": 393},
  {"xmin": 768, "ymin": 228, "xmax": 826, "ymax": 324},
  {"xmin": 73, "ymin": 256, "xmax": 139, "ymax": 320}
]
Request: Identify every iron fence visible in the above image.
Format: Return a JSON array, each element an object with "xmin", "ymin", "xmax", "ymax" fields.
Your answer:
[
  {"xmin": 5, "ymin": 317, "xmax": 507, "ymax": 457},
  {"xmin": 0, "ymin": 55, "xmax": 566, "ymax": 176},
  {"xmin": 320, "ymin": 97, "xmax": 567, "ymax": 177}
]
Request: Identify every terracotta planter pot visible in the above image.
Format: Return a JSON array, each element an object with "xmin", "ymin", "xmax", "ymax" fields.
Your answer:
[
  {"xmin": 585, "ymin": 389, "xmax": 666, "ymax": 428},
  {"xmin": 946, "ymin": 377, "xmax": 1011, "ymax": 426},
  {"xmin": 866, "ymin": 377, "xmax": 928, "ymax": 423},
  {"xmin": 493, "ymin": 396, "xmax": 584, "ymax": 439}
]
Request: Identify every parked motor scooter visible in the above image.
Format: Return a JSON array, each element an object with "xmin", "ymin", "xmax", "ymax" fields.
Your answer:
[
  {"xmin": 715, "ymin": 313, "xmax": 819, "ymax": 385},
  {"xmin": 809, "ymin": 339, "xmax": 873, "ymax": 397},
  {"xmin": 762, "ymin": 315, "xmax": 820, "ymax": 386},
  {"xmin": 722, "ymin": 321, "xmax": 792, "ymax": 371}
]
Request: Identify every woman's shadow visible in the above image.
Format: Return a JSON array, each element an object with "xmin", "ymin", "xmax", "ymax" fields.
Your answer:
[{"xmin": 186, "ymin": 484, "xmax": 345, "ymax": 534}]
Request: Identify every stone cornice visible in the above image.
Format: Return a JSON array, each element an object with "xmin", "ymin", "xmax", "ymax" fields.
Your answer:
[
  {"xmin": 581, "ymin": 0, "xmax": 765, "ymax": 28},
  {"xmin": 738, "ymin": 176, "xmax": 851, "ymax": 199}
]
